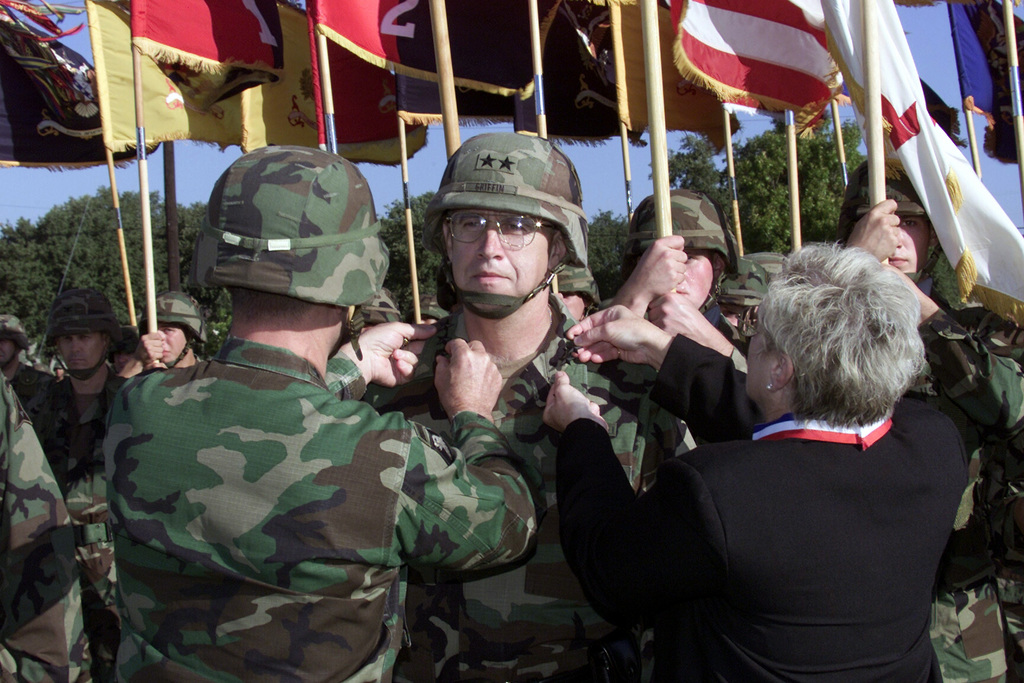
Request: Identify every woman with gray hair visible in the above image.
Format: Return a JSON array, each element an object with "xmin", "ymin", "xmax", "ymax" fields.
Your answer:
[{"xmin": 545, "ymin": 244, "xmax": 967, "ymax": 681}]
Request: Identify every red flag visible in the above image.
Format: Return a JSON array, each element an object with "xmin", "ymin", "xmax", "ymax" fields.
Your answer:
[
  {"xmin": 306, "ymin": 8, "xmax": 427, "ymax": 165},
  {"xmin": 309, "ymin": 0, "xmax": 556, "ymax": 96},
  {"xmin": 131, "ymin": 0, "xmax": 283, "ymax": 109},
  {"xmin": 671, "ymin": 0, "xmax": 840, "ymax": 129}
]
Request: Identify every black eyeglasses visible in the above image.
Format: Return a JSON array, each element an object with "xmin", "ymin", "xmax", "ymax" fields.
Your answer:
[{"xmin": 445, "ymin": 211, "xmax": 546, "ymax": 249}]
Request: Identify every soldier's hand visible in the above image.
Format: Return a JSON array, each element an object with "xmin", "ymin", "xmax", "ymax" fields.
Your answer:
[
  {"xmin": 435, "ymin": 339, "xmax": 501, "ymax": 421},
  {"xmin": 649, "ymin": 292, "xmax": 734, "ymax": 357},
  {"xmin": 611, "ymin": 235, "xmax": 689, "ymax": 315},
  {"xmin": 847, "ymin": 199, "xmax": 901, "ymax": 262},
  {"xmin": 348, "ymin": 322, "xmax": 436, "ymax": 387},
  {"xmin": 568, "ymin": 306, "xmax": 673, "ymax": 370},
  {"xmin": 543, "ymin": 371, "xmax": 606, "ymax": 433},
  {"xmin": 136, "ymin": 331, "xmax": 167, "ymax": 370}
]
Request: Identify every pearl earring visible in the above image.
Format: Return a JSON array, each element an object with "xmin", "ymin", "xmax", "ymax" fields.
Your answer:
[{"xmin": 766, "ymin": 382, "xmax": 774, "ymax": 391}]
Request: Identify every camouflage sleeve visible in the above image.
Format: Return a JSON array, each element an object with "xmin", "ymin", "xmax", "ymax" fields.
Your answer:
[
  {"xmin": 325, "ymin": 354, "xmax": 367, "ymax": 400},
  {"xmin": 921, "ymin": 310, "xmax": 1024, "ymax": 439},
  {"xmin": 0, "ymin": 380, "xmax": 86, "ymax": 683},
  {"xmin": 393, "ymin": 410, "xmax": 538, "ymax": 571}
]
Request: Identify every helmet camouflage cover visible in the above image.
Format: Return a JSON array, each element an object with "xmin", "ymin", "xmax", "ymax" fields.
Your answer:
[
  {"xmin": 140, "ymin": 291, "xmax": 208, "ymax": 342},
  {"xmin": 422, "ymin": 132, "xmax": 588, "ymax": 269},
  {"xmin": 0, "ymin": 315, "xmax": 29, "ymax": 351},
  {"xmin": 746, "ymin": 251, "xmax": 786, "ymax": 277},
  {"xmin": 191, "ymin": 145, "xmax": 389, "ymax": 307},
  {"xmin": 836, "ymin": 161, "xmax": 927, "ymax": 242},
  {"xmin": 360, "ymin": 287, "xmax": 403, "ymax": 327},
  {"xmin": 556, "ymin": 264, "xmax": 600, "ymax": 307},
  {"xmin": 718, "ymin": 257, "xmax": 770, "ymax": 309},
  {"xmin": 45, "ymin": 288, "xmax": 122, "ymax": 343},
  {"xmin": 624, "ymin": 189, "xmax": 739, "ymax": 278}
]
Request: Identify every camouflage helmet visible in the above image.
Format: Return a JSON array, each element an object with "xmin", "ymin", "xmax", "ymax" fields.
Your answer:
[
  {"xmin": 191, "ymin": 145, "xmax": 389, "ymax": 307},
  {"xmin": 746, "ymin": 251, "xmax": 786, "ymax": 277},
  {"xmin": 140, "ymin": 291, "xmax": 207, "ymax": 342},
  {"xmin": 414, "ymin": 293, "xmax": 449, "ymax": 323},
  {"xmin": 45, "ymin": 288, "xmax": 122, "ymax": 343},
  {"xmin": 718, "ymin": 257, "xmax": 770, "ymax": 309},
  {"xmin": 422, "ymin": 132, "xmax": 588, "ymax": 269},
  {"xmin": 623, "ymin": 189, "xmax": 739, "ymax": 280},
  {"xmin": 837, "ymin": 161, "xmax": 928, "ymax": 242},
  {"xmin": 359, "ymin": 287, "xmax": 403, "ymax": 327},
  {"xmin": 0, "ymin": 315, "xmax": 29, "ymax": 351},
  {"xmin": 112, "ymin": 325, "xmax": 140, "ymax": 355},
  {"xmin": 556, "ymin": 264, "xmax": 601, "ymax": 307}
]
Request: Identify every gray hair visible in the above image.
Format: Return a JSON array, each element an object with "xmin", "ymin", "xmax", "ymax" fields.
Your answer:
[{"xmin": 759, "ymin": 243, "xmax": 924, "ymax": 426}]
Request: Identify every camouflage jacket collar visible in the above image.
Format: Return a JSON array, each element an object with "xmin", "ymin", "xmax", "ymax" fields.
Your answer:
[{"xmin": 214, "ymin": 336, "xmax": 328, "ymax": 389}]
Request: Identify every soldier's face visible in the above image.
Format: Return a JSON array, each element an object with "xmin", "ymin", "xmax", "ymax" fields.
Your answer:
[
  {"xmin": 0, "ymin": 339, "xmax": 17, "ymax": 369},
  {"xmin": 675, "ymin": 249, "xmax": 720, "ymax": 309},
  {"xmin": 159, "ymin": 325, "xmax": 189, "ymax": 362},
  {"xmin": 558, "ymin": 292, "xmax": 587, "ymax": 321},
  {"xmin": 890, "ymin": 215, "xmax": 936, "ymax": 274},
  {"xmin": 445, "ymin": 210, "xmax": 565, "ymax": 300},
  {"xmin": 56, "ymin": 331, "xmax": 107, "ymax": 370}
]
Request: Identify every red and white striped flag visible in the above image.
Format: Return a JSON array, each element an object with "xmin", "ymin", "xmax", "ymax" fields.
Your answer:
[
  {"xmin": 823, "ymin": 0, "xmax": 1024, "ymax": 319},
  {"xmin": 671, "ymin": 0, "xmax": 841, "ymax": 128}
]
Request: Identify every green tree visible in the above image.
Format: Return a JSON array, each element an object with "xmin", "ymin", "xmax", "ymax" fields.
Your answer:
[
  {"xmin": 378, "ymin": 192, "xmax": 443, "ymax": 318},
  {"xmin": 585, "ymin": 210, "xmax": 629, "ymax": 301}
]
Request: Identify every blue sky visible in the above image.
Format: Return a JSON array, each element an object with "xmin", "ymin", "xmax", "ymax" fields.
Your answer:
[{"xmin": 2, "ymin": 3, "xmax": 1023, "ymax": 231}]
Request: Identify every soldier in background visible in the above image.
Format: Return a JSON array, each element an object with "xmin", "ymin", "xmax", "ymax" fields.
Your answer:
[
  {"xmin": 109, "ymin": 326, "xmax": 139, "ymax": 377},
  {"xmin": 841, "ymin": 160, "xmax": 1024, "ymax": 683},
  {"xmin": 0, "ymin": 314, "xmax": 53, "ymax": 406},
  {"xmin": 0, "ymin": 376, "xmax": 88, "ymax": 682},
  {"xmin": 104, "ymin": 146, "xmax": 538, "ymax": 681},
  {"xmin": 132, "ymin": 291, "xmax": 206, "ymax": 371},
  {"xmin": 716, "ymin": 256, "xmax": 770, "ymax": 357},
  {"xmin": 414, "ymin": 293, "xmax": 449, "ymax": 325},
  {"xmin": 555, "ymin": 263, "xmax": 601, "ymax": 321},
  {"xmin": 368, "ymin": 132, "xmax": 692, "ymax": 681},
  {"xmin": 28, "ymin": 288, "xmax": 124, "ymax": 682},
  {"xmin": 612, "ymin": 190, "xmax": 744, "ymax": 361}
]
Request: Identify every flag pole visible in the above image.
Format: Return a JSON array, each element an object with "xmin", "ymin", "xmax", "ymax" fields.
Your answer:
[
  {"xmin": 105, "ymin": 148, "xmax": 136, "ymax": 327},
  {"xmin": 427, "ymin": 0, "xmax": 461, "ymax": 157},
  {"xmin": 1002, "ymin": 0, "xmax": 1024, "ymax": 209},
  {"xmin": 398, "ymin": 117, "xmax": 422, "ymax": 323},
  {"xmin": 863, "ymin": 0, "xmax": 885, "ymax": 206},
  {"xmin": 723, "ymin": 107, "xmax": 743, "ymax": 255},
  {"xmin": 831, "ymin": 99, "xmax": 849, "ymax": 187},
  {"xmin": 620, "ymin": 121, "xmax": 634, "ymax": 218},
  {"xmin": 316, "ymin": 33, "xmax": 338, "ymax": 154},
  {"xmin": 528, "ymin": 0, "xmax": 548, "ymax": 139},
  {"xmin": 948, "ymin": 4, "xmax": 984, "ymax": 178},
  {"xmin": 786, "ymin": 110, "xmax": 801, "ymax": 251},
  {"xmin": 639, "ymin": 0, "xmax": 672, "ymax": 239},
  {"xmin": 131, "ymin": 45, "xmax": 158, "ymax": 335}
]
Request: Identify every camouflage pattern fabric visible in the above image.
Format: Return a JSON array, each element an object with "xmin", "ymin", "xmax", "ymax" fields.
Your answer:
[
  {"xmin": 104, "ymin": 337, "xmax": 539, "ymax": 682},
  {"xmin": 139, "ymin": 291, "xmax": 207, "ymax": 342},
  {"xmin": 622, "ymin": 189, "xmax": 739, "ymax": 282},
  {"xmin": 360, "ymin": 287, "xmax": 404, "ymax": 326},
  {"xmin": 9, "ymin": 363, "xmax": 53, "ymax": 411},
  {"xmin": 28, "ymin": 369, "xmax": 125, "ymax": 682},
  {"xmin": 0, "ymin": 378, "xmax": 88, "ymax": 683},
  {"xmin": 0, "ymin": 315, "xmax": 30, "ymax": 351},
  {"xmin": 367, "ymin": 295, "xmax": 694, "ymax": 681},
  {"xmin": 45, "ymin": 290, "xmax": 122, "ymax": 345},
  {"xmin": 914, "ymin": 298, "xmax": 1024, "ymax": 682},
  {"xmin": 718, "ymin": 257, "xmax": 770, "ymax": 310},
  {"xmin": 422, "ymin": 133, "xmax": 589, "ymax": 269},
  {"xmin": 415, "ymin": 294, "xmax": 449, "ymax": 324},
  {"xmin": 745, "ymin": 251, "xmax": 786, "ymax": 278},
  {"xmin": 836, "ymin": 160, "xmax": 928, "ymax": 243},
  {"xmin": 190, "ymin": 145, "xmax": 389, "ymax": 308},
  {"xmin": 556, "ymin": 264, "xmax": 600, "ymax": 312}
]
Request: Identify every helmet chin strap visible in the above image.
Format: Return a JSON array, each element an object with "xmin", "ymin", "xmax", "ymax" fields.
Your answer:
[
  {"xmin": 63, "ymin": 345, "xmax": 110, "ymax": 382},
  {"xmin": 164, "ymin": 342, "xmax": 191, "ymax": 369},
  {"xmin": 454, "ymin": 267, "xmax": 561, "ymax": 320}
]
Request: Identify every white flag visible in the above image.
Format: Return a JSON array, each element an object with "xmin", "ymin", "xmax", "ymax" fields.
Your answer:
[{"xmin": 823, "ymin": 0, "xmax": 1024, "ymax": 320}]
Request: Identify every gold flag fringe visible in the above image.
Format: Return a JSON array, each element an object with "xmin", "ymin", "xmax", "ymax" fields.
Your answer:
[
  {"xmin": 955, "ymin": 249, "xmax": 1024, "ymax": 323},
  {"xmin": 132, "ymin": 38, "xmax": 281, "ymax": 79},
  {"xmin": 946, "ymin": 168, "xmax": 964, "ymax": 213}
]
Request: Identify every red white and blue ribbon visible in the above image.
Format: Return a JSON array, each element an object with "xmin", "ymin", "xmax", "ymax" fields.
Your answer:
[{"xmin": 752, "ymin": 413, "xmax": 892, "ymax": 451}]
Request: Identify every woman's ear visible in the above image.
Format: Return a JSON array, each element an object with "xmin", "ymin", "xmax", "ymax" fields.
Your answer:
[{"xmin": 769, "ymin": 351, "xmax": 795, "ymax": 391}]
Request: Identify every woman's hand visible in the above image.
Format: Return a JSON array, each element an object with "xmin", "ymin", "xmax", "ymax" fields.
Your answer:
[
  {"xmin": 568, "ymin": 306, "xmax": 674, "ymax": 370},
  {"xmin": 543, "ymin": 371, "xmax": 607, "ymax": 433}
]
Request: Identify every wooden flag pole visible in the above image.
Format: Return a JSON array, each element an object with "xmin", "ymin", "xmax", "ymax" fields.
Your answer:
[
  {"xmin": 1002, "ymin": 0, "xmax": 1024, "ymax": 208},
  {"xmin": 786, "ymin": 110, "xmax": 802, "ymax": 251},
  {"xmin": 131, "ymin": 45, "xmax": 157, "ymax": 335},
  {"xmin": 428, "ymin": 0, "xmax": 460, "ymax": 157},
  {"xmin": 963, "ymin": 100, "xmax": 983, "ymax": 178},
  {"xmin": 619, "ymin": 121, "xmax": 634, "ymax": 218},
  {"xmin": 105, "ymin": 148, "xmax": 136, "ymax": 327},
  {"xmin": 528, "ymin": 0, "xmax": 548, "ymax": 139},
  {"xmin": 831, "ymin": 100, "xmax": 849, "ymax": 187},
  {"xmin": 863, "ymin": 0, "xmax": 885, "ymax": 206},
  {"xmin": 398, "ymin": 118, "xmax": 422, "ymax": 323},
  {"xmin": 723, "ymin": 107, "xmax": 743, "ymax": 256},
  {"xmin": 316, "ymin": 33, "xmax": 338, "ymax": 154},
  {"xmin": 639, "ymin": 0, "xmax": 672, "ymax": 239}
]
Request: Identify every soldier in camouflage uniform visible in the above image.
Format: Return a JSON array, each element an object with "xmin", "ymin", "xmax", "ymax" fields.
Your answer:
[
  {"xmin": 611, "ymin": 190, "xmax": 745, "ymax": 364},
  {"xmin": 360, "ymin": 286, "xmax": 404, "ymax": 327},
  {"xmin": 840, "ymin": 160, "xmax": 1024, "ymax": 683},
  {"xmin": 367, "ymin": 132, "xmax": 693, "ymax": 681},
  {"xmin": 414, "ymin": 293, "xmax": 449, "ymax": 325},
  {"xmin": 555, "ymin": 263, "xmax": 601, "ymax": 321},
  {"xmin": 0, "ymin": 377, "xmax": 88, "ymax": 682},
  {"xmin": 0, "ymin": 315, "xmax": 53, "ymax": 407},
  {"xmin": 132, "ymin": 290, "xmax": 206, "ymax": 371},
  {"xmin": 109, "ymin": 326, "xmax": 139, "ymax": 377},
  {"xmin": 28, "ymin": 288, "xmax": 125, "ymax": 682},
  {"xmin": 103, "ymin": 145, "xmax": 539, "ymax": 682},
  {"xmin": 716, "ymin": 256, "xmax": 770, "ymax": 356}
]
